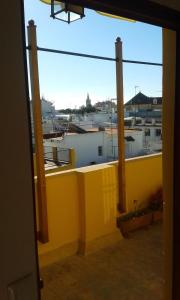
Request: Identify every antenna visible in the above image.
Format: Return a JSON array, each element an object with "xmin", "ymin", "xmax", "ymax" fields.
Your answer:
[{"xmin": 134, "ymin": 86, "xmax": 140, "ymax": 95}]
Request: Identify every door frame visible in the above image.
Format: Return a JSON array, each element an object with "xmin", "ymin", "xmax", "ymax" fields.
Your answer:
[{"xmin": 54, "ymin": 1, "xmax": 179, "ymax": 299}]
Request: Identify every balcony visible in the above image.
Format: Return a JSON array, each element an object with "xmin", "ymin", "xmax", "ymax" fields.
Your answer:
[
  {"xmin": 35, "ymin": 153, "xmax": 163, "ymax": 298},
  {"xmin": 36, "ymin": 152, "xmax": 162, "ymax": 259}
]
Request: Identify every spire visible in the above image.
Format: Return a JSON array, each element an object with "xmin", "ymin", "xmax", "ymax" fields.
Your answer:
[{"xmin": 86, "ymin": 93, "xmax": 91, "ymax": 107}]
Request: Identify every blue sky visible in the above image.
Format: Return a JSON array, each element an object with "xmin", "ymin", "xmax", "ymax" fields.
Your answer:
[{"xmin": 24, "ymin": 1, "xmax": 162, "ymax": 109}]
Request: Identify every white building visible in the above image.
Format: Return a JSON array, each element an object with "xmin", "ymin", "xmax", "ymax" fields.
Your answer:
[
  {"xmin": 94, "ymin": 100, "xmax": 117, "ymax": 113},
  {"xmin": 41, "ymin": 98, "xmax": 56, "ymax": 119},
  {"xmin": 72, "ymin": 112, "xmax": 117, "ymax": 128},
  {"xmin": 44, "ymin": 129, "xmax": 144, "ymax": 168},
  {"xmin": 141, "ymin": 125, "xmax": 162, "ymax": 153},
  {"xmin": 124, "ymin": 117, "xmax": 162, "ymax": 153},
  {"xmin": 30, "ymin": 98, "xmax": 57, "ymax": 139}
]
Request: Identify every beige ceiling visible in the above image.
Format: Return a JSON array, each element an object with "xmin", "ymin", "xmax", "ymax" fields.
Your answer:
[{"xmin": 150, "ymin": 0, "xmax": 180, "ymax": 11}]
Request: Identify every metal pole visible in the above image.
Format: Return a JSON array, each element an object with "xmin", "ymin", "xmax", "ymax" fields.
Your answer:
[
  {"xmin": 134, "ymin": 85, "xmax": 139, "ymax": 125},
  {"xmin": 27, "ymin": 20, "xmax": 49, "ymax": 243},
  {"xmin": 26, "ymin": 46, "xmax": 163, "ymax": 66},
  {"xmin": 52, "ymin": 146, "xmax": 58, "ymax": 163},
  {"xmin": 115, "ymin": 37, "xmax": 126, "ymax": 212},
  {"xmin": 36, "ymin": 46, "xmax": 116, "ymax": 62}
]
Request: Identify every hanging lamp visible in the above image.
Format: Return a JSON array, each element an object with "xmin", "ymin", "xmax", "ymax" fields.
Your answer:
[
  {"xmin": 40, "ymin": 0, "xmax": 85, "ymax": 23},
  {"xmin": 40, "ymin": 0, "xmax": 135, "ymax": 23}
]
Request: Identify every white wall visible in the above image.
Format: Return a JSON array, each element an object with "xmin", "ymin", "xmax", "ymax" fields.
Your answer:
[
  {"xmin": 140, "ymin": 126, "xmax": 162, "ymax": 152},
  {"xmin": 44, "ymin": 132, "xmax": 109, "ymax": 167},
  {"xmin": 125, "ymin": 131, "xmax": 144, "ymax": 158},
  {"xmin": 84, "ymin": 112, "xmax": 117, "ymax": 124},
  {"xmin": 41, "ymin": 99, "xmax": 55, "ymax": 118},
  {"xmin": 73, "ymin": 120, "xmax": 94, "ymax": 130},
  {"xmin": 44, "ymin": 129, "xmax": 144, "ymax": 167}
]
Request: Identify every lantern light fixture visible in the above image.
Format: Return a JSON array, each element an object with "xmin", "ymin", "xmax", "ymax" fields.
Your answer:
[{"xmin": 40, "ymin": 0, "xmax": 85, "ymax": 23}]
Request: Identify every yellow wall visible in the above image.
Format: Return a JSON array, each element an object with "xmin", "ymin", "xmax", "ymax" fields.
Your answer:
[
  {"xmin": 37, "ymin": 153, "xmax": 162, "ymax": 266},
  {"xmin": 125, "ymin": 154, "xmax": 162, "ymax": 211},
  {"xmin": 38, "ymin": 164, "xmax": 120, "ymax": 264},
  {"xmin": 77, "ymin": 164, "xmax": 119, "ymax": 253},
  {"xmin": 38, "ymin": 170, "xmax": 79, "ymax": 256},
  {"xmin": 108, "ymin": 153, "xmax": 162, "ymax": 211}
]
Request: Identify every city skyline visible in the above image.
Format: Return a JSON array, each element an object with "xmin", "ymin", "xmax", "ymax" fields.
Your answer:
[{"xmin": 25, "ymin": 0, "xmax": 162, "ymax": 109}]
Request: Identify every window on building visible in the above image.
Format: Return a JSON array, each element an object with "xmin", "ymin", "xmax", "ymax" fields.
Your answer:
[
  {"xmin": 125, "ymin": 136, "xmax": 135, "ymax": 142},
  {"xmin": 145, "ymin": 128, "xmax": 150, "ymax": 136},
  {"xmin": 98, "ymin": 146, "xmax": 103, "ymax": 156},
  {"xmin": 90, "ymin": 161, "xmax": 96, "ymax": 165},
  {"xmin": 156, "ymin": 129, "xmax": 161, "ymax": 136},
  {"xmin": 124, "ymin": 120, "xmax": 132, "ymax": 127},
  {"xmin": 135, "ymin": 119, "xmax": 141, "ymax": 125},
  {"xmin": 153, "ymin": 98, "xmax": 158, "ymax": 105}
]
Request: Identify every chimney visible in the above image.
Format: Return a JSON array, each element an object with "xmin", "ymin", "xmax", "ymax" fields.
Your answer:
[
  {"xmin": 152, "ymin": 118, "xmax": 156, "ymax": 125},
  {"xmin": 141, "ymin": 118, "xmax": 145, "ymax": 125}
]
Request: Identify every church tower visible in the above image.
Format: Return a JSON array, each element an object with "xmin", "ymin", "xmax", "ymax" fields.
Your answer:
[{"xmin": 86, "ymin": 93, "xmax": 91, "ymax": 107}]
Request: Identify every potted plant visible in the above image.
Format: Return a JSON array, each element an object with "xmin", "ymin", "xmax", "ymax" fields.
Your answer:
[
  {"xmin": 117, "ymin": 187, "xmax": 163, "ymax": 237},
  {"xmin": 117, "ymin": 200, "xmax": 153, "ymax": 237},
  {"xmin": 148, "ymin": 187, "xmax": 163, "ymax": 223}
]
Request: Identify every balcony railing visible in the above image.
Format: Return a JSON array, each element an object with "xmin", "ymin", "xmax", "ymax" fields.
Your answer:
[
  {"xmin": 33, "ymin": 147, "xmax": 76, "ymax": 176},
  {"xmin": 44, "ymin": 146, "xmax": 70, "ymax": 165}
]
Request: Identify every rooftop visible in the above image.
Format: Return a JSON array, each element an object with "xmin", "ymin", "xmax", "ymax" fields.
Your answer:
[{"xmin": 125, "ymin": 92, "xmax": 162, "ymax": 106}]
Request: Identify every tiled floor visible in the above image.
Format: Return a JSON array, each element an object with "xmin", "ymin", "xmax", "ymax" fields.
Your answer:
[{"xmin": 41, "ymin": 223, "xmax": 164, "ymax": 300}]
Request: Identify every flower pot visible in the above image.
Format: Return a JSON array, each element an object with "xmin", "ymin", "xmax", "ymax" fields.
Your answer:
[{"xmin": 119, "ymin": 212, "xmax": 153, "ymax": 236}]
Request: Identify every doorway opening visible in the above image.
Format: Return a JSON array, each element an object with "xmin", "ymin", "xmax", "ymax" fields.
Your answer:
[{"xmin": 24, "ymin": 1, "xmax": 172, "ymax": 299}]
